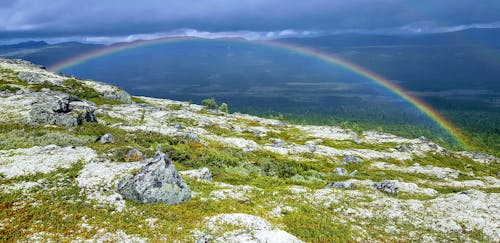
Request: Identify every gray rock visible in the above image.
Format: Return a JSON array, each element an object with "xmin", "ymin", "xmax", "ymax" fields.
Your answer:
[
  {"xmin": 326, "ymin": 181, "xmax": 356, "ymax": 189},
  {"xmin": 18, "ymin": 71, "xmax": 62, "ymax": 85},
  {"xmin": 174, "ymin": 123, "xmax": 185, "ymax": 130},
  {"xmin": 194, "ymin": 167, "xmax": 212, "ymax": 181},
  {"xmin": 373, "ymin": 180, "xmax": 399, "ymax": 195},
  {"xmin": 117, "ymin": 151, "xmax": 191, "ymax": 204},
  {"xmin": 270, "ymin": 138, "xmax": 285, "ymax": 147},
  {"xmin": 396, "ymin": 144, "xmax": 413, "ymax": 152},
  {"xmin": 101, "ymin": 89, "xmax": 132, "ymax": 104},
  {"xmin": 99, "ymin": 133, "xmax": 114, "ymax": 144},
  {"xmin": 342, "ymin": 154, "xmax": 363, "ymax": 164},
  {"xmin": 125, "ymin": 148, "xmax": 143, "ymax": 162},
  {"xmin": 28, "ymin": 91, "xmax": 96, "ymax": 127},
  {"xmin": 305, "ymin": 142, "xmax": 317, "ymax": 153},
  {"xmin": 180, "ymin": 167, "xmax": 212, "ymax": 181},
  {"xmin": 196, "ymin": 234, "xmax": 213, "ymax": 243},
  {"xmin": 332, "ymin": 167, "xmax": 348, "ymax": 176},
  {"xmin": 68, "ymin": 100, "xmax": 97, "ymax": 122}
]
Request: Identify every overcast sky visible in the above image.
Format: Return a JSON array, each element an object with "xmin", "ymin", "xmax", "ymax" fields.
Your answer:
[{"xmin": 1, "ymin": 0, "xmax": 500, "ymax": 44}]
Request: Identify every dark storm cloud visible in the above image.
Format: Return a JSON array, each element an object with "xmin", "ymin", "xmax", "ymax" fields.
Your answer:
[{"xmin": 1, "ymin": 0, "xmax": 500, "ymax": 42}]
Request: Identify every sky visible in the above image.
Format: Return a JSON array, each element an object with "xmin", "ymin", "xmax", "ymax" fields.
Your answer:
[{"xmin": 1, "ymin": 0, "xmax": 500, "ymax": 44}]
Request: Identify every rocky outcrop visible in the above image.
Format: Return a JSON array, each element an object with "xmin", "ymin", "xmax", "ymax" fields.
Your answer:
[
  {"xmin": 0, "ymin": 145, "xmax": 96, "ymax": 179},
  {"xmin": 0, "ymin": 90, "xmax": 96, "ymax": 126},
  {"xmin": 28, "ymin": 91, "xmax": 97, "ymax": 127},
  {"xmin": 117, "ymin": 151, "xmax": 191, "ymax": 204},
  {"xmin": 82, "ymin": 80, "xmax": 132, "ymax": 104},
  {"xmin": 1, "ymin": 58, "xmax": 132, "ymax": 104}
]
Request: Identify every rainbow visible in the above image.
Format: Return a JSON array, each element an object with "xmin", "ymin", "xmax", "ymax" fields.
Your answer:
[{"xmin": 48, "ymin": 37, "xmax": 467, "ymax": 145}]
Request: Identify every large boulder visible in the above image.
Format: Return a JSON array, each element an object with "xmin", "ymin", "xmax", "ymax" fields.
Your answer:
[
  {"xmin": 28, "ymin": 91, "xmax": 97, "ymax": 127},
  {"xmin": 116, "ymin": 151, "xmax": 191, "ymax": 204}
]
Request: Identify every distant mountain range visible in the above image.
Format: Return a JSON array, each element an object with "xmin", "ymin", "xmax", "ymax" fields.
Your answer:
[
  {"xmin": 281, "ymin": 28, "xmax": 500, "ymax": 48},
  {"xmin": 2, "ymin": 28, "xmax": 500, "ymax": 69}
]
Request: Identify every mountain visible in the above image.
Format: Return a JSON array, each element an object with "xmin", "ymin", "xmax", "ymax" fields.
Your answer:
[
  {"xmin": 0, "ymin": 41, "xmax": 103, "ymax": 67},
  {"xmin": 0, "ymin": 58, "xmax": 499, "ymax": 242},
  {"xmin": 279, "ymin": 28, "xmax": 500, "ymax": 48},
  {"xmin": 0, "ymin": 41, "xmax": 49, "ymax": 53}
]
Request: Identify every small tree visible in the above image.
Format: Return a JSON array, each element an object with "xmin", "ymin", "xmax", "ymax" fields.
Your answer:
[
  {"xmin": 219, "ymin": 102, "xmax": 229, "ymax": 113},
  {"xmin": 202, "ymin": 98, "xmax": 218, "ymax": 109}
]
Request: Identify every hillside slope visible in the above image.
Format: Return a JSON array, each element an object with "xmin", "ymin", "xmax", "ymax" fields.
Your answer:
[{"xmin": 0, "ymin": 58, "xmax": 499, "ymax": 242}]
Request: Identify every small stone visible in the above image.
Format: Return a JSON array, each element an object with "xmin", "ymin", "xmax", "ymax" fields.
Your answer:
[
  {"xmin": 326, "ymin": 181, "xmax": 356, "ymax": 189},
  {"xmin": 174, "ymin": 123, "xmax": 184, "ymax": 130},
  {"xmin": 270, "ymin": 138, "xmax": 285, "ymax": 147},
  {"xmin": 306, "ymin": 141, "xmax": 317, "ymax": 153},
  {"xmin": 196, "ymin": 234, "xmax": 213, "ymax": 243},
  {"xmin": 373, "ymin": 180, "xmax": 399, "ymax": 195},
  {"xmin": 396, "ymin": 145, "xmax": 412, "ymax": 152},
  {"xmin": 99, "ymin": 133, "xmax": 114, "ymax": 144},
  {"xmin": 342, "ymin": 154, "xmax": 363, "ymax": 164},
  {"xmin": 332, "ymin": 167, "xmax": 348, "ymax": 176},
  {"xmin": 125, "ymin": 148, "xmax": 143, "ymax": 162}
]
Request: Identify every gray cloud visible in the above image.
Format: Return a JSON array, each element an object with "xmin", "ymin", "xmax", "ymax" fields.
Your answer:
[{"xmin": 1, "ymin": 0, "xmax": 500, "ymax": 42}]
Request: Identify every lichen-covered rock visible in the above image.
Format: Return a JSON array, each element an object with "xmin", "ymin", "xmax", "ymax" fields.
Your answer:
[
  {"xmin": 342, "ymin": 154, "xmax": 363, "ymax": 164},
  {"xmin": 180, "ymin": 167, "xmax": 212, "ymax": 181},
  {"xmin": 373, "ymin": 180, "xmax": 399, "ymax": 195},
  {"xmin": 82, "ymin": 80, "xmax": 132, "ymax": 104},
  {"xmin": 0, "ymin": 145, "xmax": 96, "ymax": 179},
  {"xmin": 116, "ymin": 151, "xmax": 191, "ymax": 204},
  {"xmin": 396, "ymin": 144, "xmax": 413, "ymax": 152},
  {"xmin": 0, "ymin": 90, "xmax": 96, "ymax": 126},
  {"xmin": 99, "ymin": 133, "xmax": 114, "ymax": 144},
  {"xmin": 269, "ymin": 138, "xmax": 285, "ymax": 147},
  {"xmin": 332, "ymin": 167, "xmax": 348, "ymax": 176},
  {"xmin": 28, "ymin": 91, "xmax": 96, "ymax": 127},
  {"xmin": 326, "ymin": 181, "xmax": 356, "ymax": 189}
]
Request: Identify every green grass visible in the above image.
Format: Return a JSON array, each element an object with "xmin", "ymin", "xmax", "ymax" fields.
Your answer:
[
  {"xmin": 131, "ymin": 96, "xmax": 148, "ymax": 104},
  {"xmin": 0, "ymin": 84, "xmax": 20, "ymax": 92},
  {"xmin": 280, "ymin": 205, "xmax": 354, "ymax": 242},
  {"xmin": 165, "ymin": 117, "xmax": 198, "ymax": 127}
]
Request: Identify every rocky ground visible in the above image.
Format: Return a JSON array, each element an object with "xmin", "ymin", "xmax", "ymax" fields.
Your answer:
[{"xmin": 0, "ymin": 58, "xmax": 499, "ymax": 242}]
